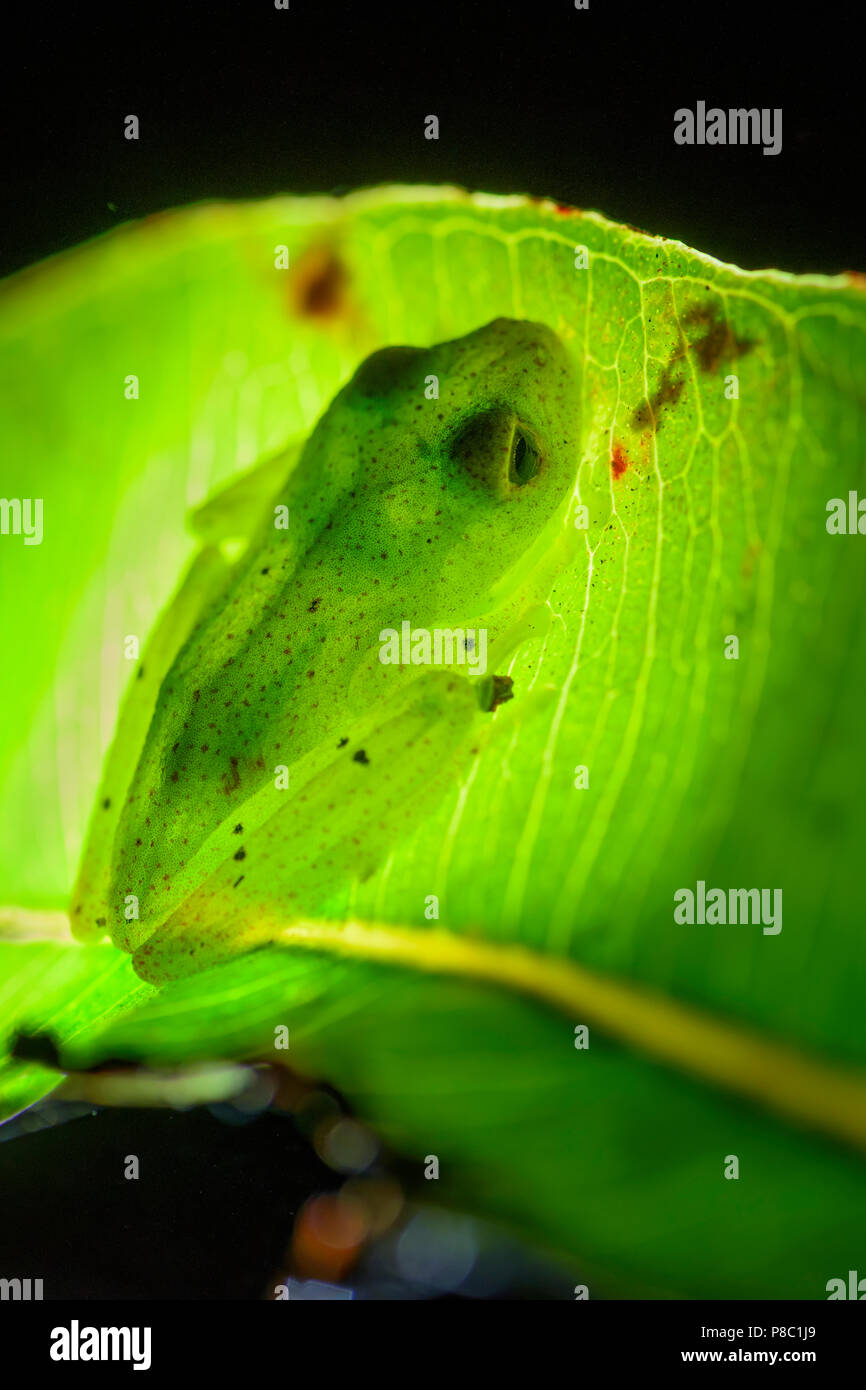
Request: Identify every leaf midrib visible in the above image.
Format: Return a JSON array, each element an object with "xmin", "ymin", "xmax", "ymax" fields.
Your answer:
[{"xmin": 268, "ymin": 916, "xmax": 866, "ymax": 1153}]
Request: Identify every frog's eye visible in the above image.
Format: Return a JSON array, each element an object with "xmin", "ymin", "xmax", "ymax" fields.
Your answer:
[
  {"xmin": 450, "ymin": 407, "xmax": 543, "ymax": 496},
  {"xmin": 509, "ymin": 429, "xmax": 541, "ymax": 487}
]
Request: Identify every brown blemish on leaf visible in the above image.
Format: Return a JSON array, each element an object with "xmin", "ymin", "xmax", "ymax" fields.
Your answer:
[
  {"xmin": 290, "ymin": 244, "xmax": 350, "ymax": 320},
  {"xmin": 631, "ymin": 303, "xmax": 754, "ymax": 433},
  {"xmin": 631, "ymin": 363, "xmax": 687, "ymax": 432},
  {"xmin": 683, "ymin": 304, "xmax": 754, "ymax": 375}
]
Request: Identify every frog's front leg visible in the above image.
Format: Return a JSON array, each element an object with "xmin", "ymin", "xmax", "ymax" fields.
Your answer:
[
  {"xmin": 128, "ymin": 670, "xmax": 500, "ymax": 983},
  {"xmin": 188, "ymin": 440, "xmax": 302, "ymax": 546}
]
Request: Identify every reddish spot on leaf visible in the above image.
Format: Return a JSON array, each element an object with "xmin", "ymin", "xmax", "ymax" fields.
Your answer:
[{"xmin": 611, "ymin": 443, "xmax": 630, "ymax": 479}]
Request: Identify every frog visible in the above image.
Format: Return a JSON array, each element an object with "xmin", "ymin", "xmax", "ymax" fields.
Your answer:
[{"xmin": 70, "ymin": 317, "xmax": 580, "ymax": 983}]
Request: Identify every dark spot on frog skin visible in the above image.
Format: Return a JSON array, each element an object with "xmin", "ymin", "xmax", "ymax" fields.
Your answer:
[
  {"xmin": 136, "ymin": 667, "xmax": 145, "ymax": 680},
  {"xmin": 233, "ymin": 823, "xmax": 243, "ymax": 834},
  {"xmin": 337, "ymin": 737, "xmax": 349, "ymax": 748},
  {"xmin": 308, "ymin": 597, "xmax": 321, "ymax": 613},
  {"xmin": 233, "ymin": 847, "xmax": 246, "ymax": 861},
  {"xmin": 232, "ymin": 875, "xmax": 245, "ymax": 889},
  {"xmin": 221, "ymin": 758, "xmax": 241, "ymax": 795},
  {"xmin": 353, "ymin": 749, "xmax": 370, "ymax": 765},
  {"xmin": 102, "ymin": 798, "xmax": 111, "ymax": 810},
  {"xmin": 96, "ymin": 917, "xmax": 107, "ymax": 927}
]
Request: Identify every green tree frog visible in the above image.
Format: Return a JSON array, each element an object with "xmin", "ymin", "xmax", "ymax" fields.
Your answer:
[{"xmin": 70, "ymin": 318, "xmax": 579, "ymax": 981}]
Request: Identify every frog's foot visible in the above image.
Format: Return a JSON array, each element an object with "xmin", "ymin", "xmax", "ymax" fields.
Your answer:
[{"xmin": 477, "ymin": 673, "xmax": 514, "ymax": 713}]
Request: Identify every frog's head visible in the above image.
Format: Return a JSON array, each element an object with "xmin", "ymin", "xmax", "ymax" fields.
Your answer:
[{"xmin": 301, "ymin": 317, "xmax": 580, "ymax": 617}]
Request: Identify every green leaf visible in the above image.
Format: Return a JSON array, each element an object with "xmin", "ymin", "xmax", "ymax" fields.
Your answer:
[
  {"xmin": 1, "ymin": 188, "xmax": 865, "ymax": 1297},
  {"xmin": 0, "ymin": 921, "xmax": 153, "ymax": 1120}
]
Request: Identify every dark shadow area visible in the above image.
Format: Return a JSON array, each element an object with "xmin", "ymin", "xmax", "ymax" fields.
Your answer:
[{"xmin": 0, "ymin": 0, "xmax": 858, "ymax": 279}]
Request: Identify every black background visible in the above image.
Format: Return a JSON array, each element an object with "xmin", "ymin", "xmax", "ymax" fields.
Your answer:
[
  {"xmin": 1, "ymin": 0, "xmax": 860, "ymax": 281},
  {"xmin": 0, "ymin": 0, "xmax": 861, "ymax": 1302}
]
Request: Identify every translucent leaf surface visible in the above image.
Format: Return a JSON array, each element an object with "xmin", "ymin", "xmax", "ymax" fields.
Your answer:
[{"xmin": 1, "ymin": 188, "xmax": 864, "ymax": 1296}]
